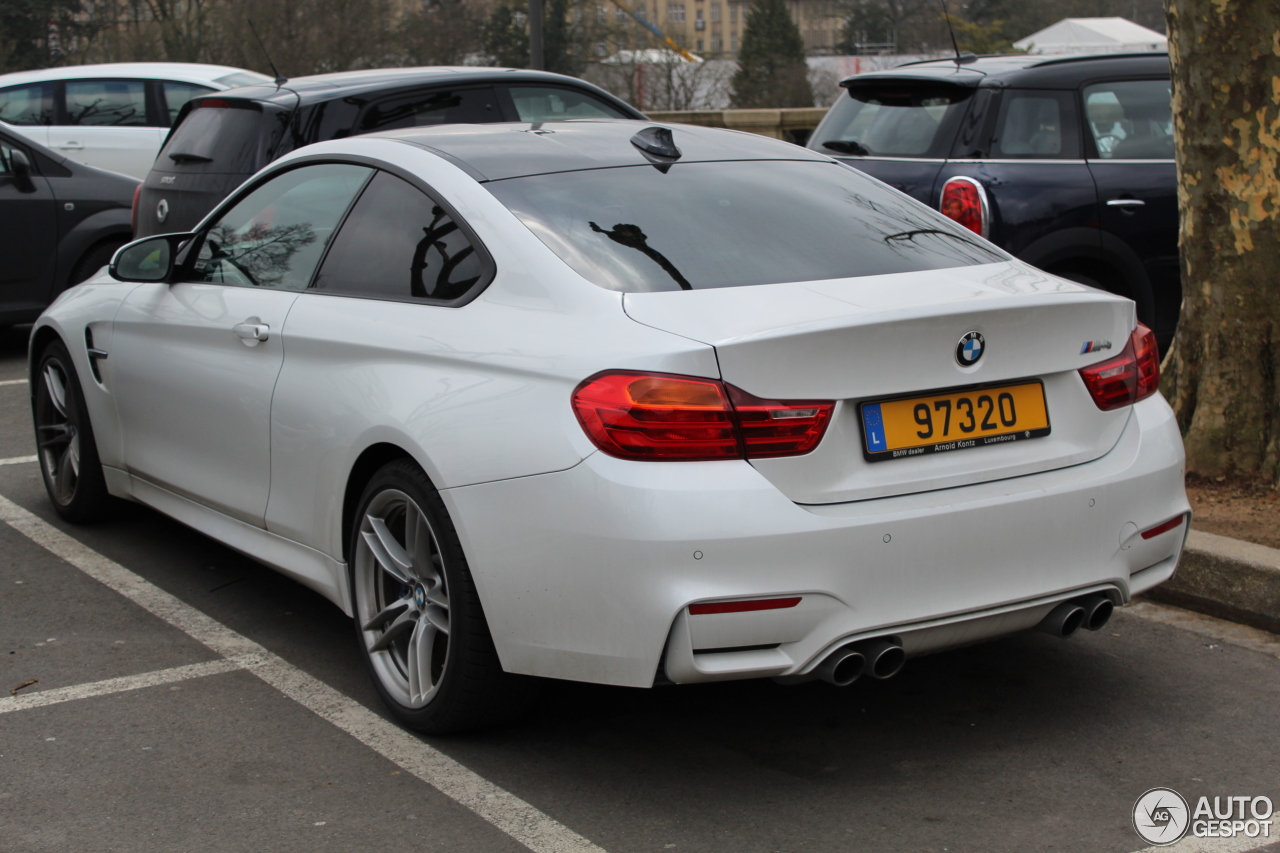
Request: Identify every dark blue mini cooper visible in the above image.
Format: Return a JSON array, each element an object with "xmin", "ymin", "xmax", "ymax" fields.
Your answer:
[{"xmin": 808, "ymin": 54, "xmax": 1177, "ymax": 352}]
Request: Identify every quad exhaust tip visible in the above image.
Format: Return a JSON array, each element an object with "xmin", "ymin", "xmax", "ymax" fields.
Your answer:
[
  {"xmin": 817, "ymin": 638, "xmax": 905, "ymax": 686},
  {"xmin": 1037, "ymin": 594, "xmax": 1114, "ymax": 639}
]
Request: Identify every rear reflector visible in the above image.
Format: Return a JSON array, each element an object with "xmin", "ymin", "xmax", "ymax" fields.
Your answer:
[
  {"xmin": 572, "ymin": 371, "xmax": 833, "ymax": 461},
  {"xmin": 688, "ymin": 597, "xmax": 802, "ymax": 615},
  {"xmin": 1140, "ymin": 514, "xmax": 1184, "ymax": 540},
  {"xmin": 940, "ymin": 176, "xmax": 988, "ymax": 238},
  {"xmin": 1079, "ymin": 324, "xmax": 1160, "ymax": 411}
]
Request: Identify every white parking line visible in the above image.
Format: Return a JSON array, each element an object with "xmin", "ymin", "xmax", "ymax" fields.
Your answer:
[
  {"xmin": 1131, "ymin": 813, "xmax": 1279, "ymax": 853},
  {"xmin": 0, "ymin": 378, "xmax": 27, "ymax": 386},
  {"xmin": 0, "ymin": 455, "xmax": 37, "ymax": 466},
  {"xmin": 1, "ymin": 659, "xmax": 242, "ymax": 714},
  {"xmin": 0, "ymin": 492, "xmax": 608, "ymax": 853}
]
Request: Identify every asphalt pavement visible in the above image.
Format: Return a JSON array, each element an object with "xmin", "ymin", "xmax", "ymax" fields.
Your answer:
[{"xmin": 2, "ymin": 322, "xmax": 1278, "ymax": 853}]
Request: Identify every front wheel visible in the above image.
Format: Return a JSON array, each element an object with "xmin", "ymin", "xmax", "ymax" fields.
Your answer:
[
  {"xmin": 32, "ymin": 340, "xmax": 112, "ymax": 522},
  {"xmin": 350, "ymin": 459, "xmax": 536, "ymax": 733}
]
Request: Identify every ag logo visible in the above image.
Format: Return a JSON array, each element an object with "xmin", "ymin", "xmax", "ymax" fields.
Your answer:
[
  {"xmin": 1133, "ymin": 787, "xmax": 1190, "ymax": 845},
  {"xmin": 156, "ymin": 198, "xmax": 169, "ymax": 223},
  {"xmin": 956, "ymin": 331, "xmax": 985, "ymax": 366}
]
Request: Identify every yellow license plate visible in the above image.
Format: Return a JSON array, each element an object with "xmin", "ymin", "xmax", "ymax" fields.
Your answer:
[{"xmin": 859, "ymin": 381, "xmax": 1051, "ymax": 462}]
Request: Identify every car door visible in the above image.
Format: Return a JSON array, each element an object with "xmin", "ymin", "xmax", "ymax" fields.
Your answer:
[
  {"xmin": 265, "ymin": 168, "xmax": 492, "ymax": 549},
  {"xmin": 1083, "ymin": 78, "xmax": 1180, "ymax": 341},
  {"xmin": 939, "ymin": 88, "xmax": 1098, "ymax": 257},
  {"xmin": 110, "ymin": 162, "xmax": 373, "ymax": 526},
  {"xmin": 0, "ymin": 133, "xmax": 59, "ymax": 316},
  {"xmin": 48, "ymin": 79, "xmax": 166, "ymax": 178}
]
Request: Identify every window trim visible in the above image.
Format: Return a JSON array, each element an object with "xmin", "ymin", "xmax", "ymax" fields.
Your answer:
[
  {"xmin": 176, "ymin": 159, "xmax": 375, "ymax": 290},
  {"xmin": 0, "ymin": 81, "xmax": 54, "ymax": 126},
  {"xmin": 496, "ymin": 82, "xmax": 641, "ymax": 123},
  {"xmin": 57, "ymin": 78, "xmax": 161, "ymax": 128},
  {"xmin": 356, "ymin": 85, "xmax": 501, "ymax": 134},
  {"xmin": 1077, "ymin": 76, "xmax": 1173, "ymax": 162},
  {"xmin": 988, "ymin": 88, "xmax": 1083, "ymax": 161},
  {"xmin": 181, "ymin": 153, "xmax": 497, "ymax": 307}
]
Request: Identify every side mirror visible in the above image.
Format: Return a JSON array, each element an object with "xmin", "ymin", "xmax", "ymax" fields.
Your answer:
[
  {"xmin": 9, "ymin": 149, "xmax": 36, "ymax": 193},
  {"xmin": 109, "ymin": 233, "xmax": 192, "ymax": 283}
]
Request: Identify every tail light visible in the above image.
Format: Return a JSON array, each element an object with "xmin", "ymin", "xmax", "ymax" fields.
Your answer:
[
  {"xmin": 130, "ymin": 183, "xmax": 142, "ymax": 235},
  {"xmin": 1079, "ymin": 324, "xmax": 1160, "ymax": 411},
  {"xmin": 572, "ymin": 371, "xmax": 834, "ymax": 461},
  {"xmin": 939, "ymin": 176, "xmax": 989, "ymax": 238}
]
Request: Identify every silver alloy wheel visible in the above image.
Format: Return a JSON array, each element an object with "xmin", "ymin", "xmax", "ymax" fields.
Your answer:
[
  {"xmin": 353, "ymin": 489, "xmax": 451, "ymax": 709},
  {"xmin": 35, "ymin": 360, "xmax": 81, "ymax": 506}
]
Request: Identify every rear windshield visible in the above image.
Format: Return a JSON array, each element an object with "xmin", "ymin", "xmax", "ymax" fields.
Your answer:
[
  {"xmin": 157, "ymin": 102, "xmax": 280, "ymax": 175},
  {"xmin": 485, "ymin": 160, "xmax": 1006, "ymax": 293},
  {"xmin": 809, "ymin": 86, "xmax": 971, "ymax": 159}
]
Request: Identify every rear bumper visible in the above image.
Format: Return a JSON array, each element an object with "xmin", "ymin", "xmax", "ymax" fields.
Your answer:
[{"xmin": 444, "ymin": 395, "xmax": 1188, "ymax": 688}]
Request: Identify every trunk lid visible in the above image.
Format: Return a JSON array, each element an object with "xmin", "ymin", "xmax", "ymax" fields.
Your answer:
[{"xmin": 623, "ymin": 261, "xmax": 1136, "ymax": 504}]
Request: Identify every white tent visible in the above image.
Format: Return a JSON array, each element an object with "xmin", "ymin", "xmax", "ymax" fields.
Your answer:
[{"xmin": 1013, "ymin": 18, "xmax": 1167, "ymax": 55}]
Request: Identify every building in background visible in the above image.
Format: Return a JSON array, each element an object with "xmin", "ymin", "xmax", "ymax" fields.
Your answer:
[{"xmin": 1013, "ymin": 18, "xmax": 1167, "ymax": 55}]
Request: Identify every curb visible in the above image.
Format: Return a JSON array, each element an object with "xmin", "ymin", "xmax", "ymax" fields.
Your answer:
[{"xmin": 1142, "ymin": 530, "xmax": 1280, "ymax": 635}]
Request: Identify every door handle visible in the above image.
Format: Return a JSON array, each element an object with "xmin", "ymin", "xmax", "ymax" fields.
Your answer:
[
  {"xmin": 57, "ymin": 141, "xmax": 84, "ymax": 150},
  {"xmin": 232, "ymin": 322, "xmax": 270, "ymax": 345},
  {"xmin": 1106, "ymin": 198, "xmax": 1145, "ymax": 207}
]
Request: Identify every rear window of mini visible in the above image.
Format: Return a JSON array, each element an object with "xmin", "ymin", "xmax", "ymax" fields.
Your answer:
[
  {"xmin": 809, "ymin": 84, "xmax": 972, "ymax": 159},
  {"xmin": 485, "ymin": 159, "xmax": 1007, "ymax": 293}
]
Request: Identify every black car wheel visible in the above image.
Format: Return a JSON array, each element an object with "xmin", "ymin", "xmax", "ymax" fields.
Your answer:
[
  {"xmin": 69, "ymin": 239, "xmax": 127, "ymax": 286},
  {"xmin": 349, "ymin": 458, "xmax": 537, "ymax": 733},
  {"xmin": 32, "ymin": 340, "xmax": 112, "ymax": 522}
]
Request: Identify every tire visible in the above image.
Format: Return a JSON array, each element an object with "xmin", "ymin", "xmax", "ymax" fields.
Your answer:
[
  {"xmin": 349, "ymin": 458, "xmax": 537, "ymax": 733},
  {"xmin": 32, "ymin": 340, "xmax": 112, "ymax": 523},
  {"xmin": 68, "ymin": 239, "xmax": 126, "ymax": 286}
]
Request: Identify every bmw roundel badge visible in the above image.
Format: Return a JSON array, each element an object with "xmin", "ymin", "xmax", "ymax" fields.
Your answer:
[{"xmin": 957, "ymin": 331, "xmax": 985, "ymax": 366}]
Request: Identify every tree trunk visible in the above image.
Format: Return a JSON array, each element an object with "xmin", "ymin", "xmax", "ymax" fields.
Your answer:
[{"xmin": 1161, "ymin": 0, "xmax": 1280, "ymax": 482}]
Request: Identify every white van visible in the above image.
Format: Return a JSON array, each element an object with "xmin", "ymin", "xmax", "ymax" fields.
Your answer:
[{"xmin": 0, "ymin": 63, "xmax": 271, "ymax": 179}]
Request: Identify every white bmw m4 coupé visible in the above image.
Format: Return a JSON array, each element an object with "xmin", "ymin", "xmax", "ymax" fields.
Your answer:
[{"xmin": 29, "ymin": 121, "xmax": 1190, "ymax": 732}]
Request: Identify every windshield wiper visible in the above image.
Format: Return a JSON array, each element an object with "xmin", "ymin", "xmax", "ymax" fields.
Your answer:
[
  {"xmin": 822, "ymin": 140, "xmax": 870, "ymax": 156},
  {"xmin": 168, "ymin": 152, "xmax": 213, "ymax": 164}
]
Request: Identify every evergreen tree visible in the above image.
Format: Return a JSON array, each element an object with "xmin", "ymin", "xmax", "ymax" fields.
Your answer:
[
  {"xmin": 730, "ymin": 0, "xmax": 813, "ymax": 108},
  {"xmin": 1, "ymin": 0, "xmax": 93, "ymax": 73}
]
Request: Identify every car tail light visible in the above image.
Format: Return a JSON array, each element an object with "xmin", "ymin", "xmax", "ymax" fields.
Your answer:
[
  {"xmin": 1079, "ymin": 324, "xmax": 1161, "ymax": 411},
  {"xmin": 130, "ymin": 183, "xmax": 141, "ymax": 234},
  {"xmin": 940, "ymin": 176, "xmax": 988, "ymax": 238},
  {"xmin": 571, "ymin": 371, "xmax": 834, "ymax": 461},
  {"xmin": 198, "ymin": 97, "xmax": 230, "ymax": 108},
  {"xmin": 727, "ymin": 385, "xmax": 834, "ymax": 458}
]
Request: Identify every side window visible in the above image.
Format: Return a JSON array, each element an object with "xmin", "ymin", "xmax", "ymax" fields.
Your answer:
[
  {"xmin": 0, "ymin": 84, "xmax": 54, "ymax": 125},
  {"xmin": 161, "ymin": 81, "xmax": 216, "ymax": 125},
  {"xmin": 312, "ymin": 171, "xmax": 487, "ymax": 302},
  {"xmin": 359, "ymin": 87, "xmax": 499, "ymax": 132},
  {"xmin": 64, "ymin": 80, "xmax": 148, "ymax": 126},
  {"xmin": 1083, "ymin": 80, "xmax": 1174, "ymax": 160},
  {"xmin": 191, "ymin": 163, "xmax": 372, "ymax": 290},
  {"xmin": 506, "ymin": 86, "xmax": 629, "ymax": 122},
  {"xmin": 992, "ymin": 90, "xmax": 1081, "ymax": 159}
]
